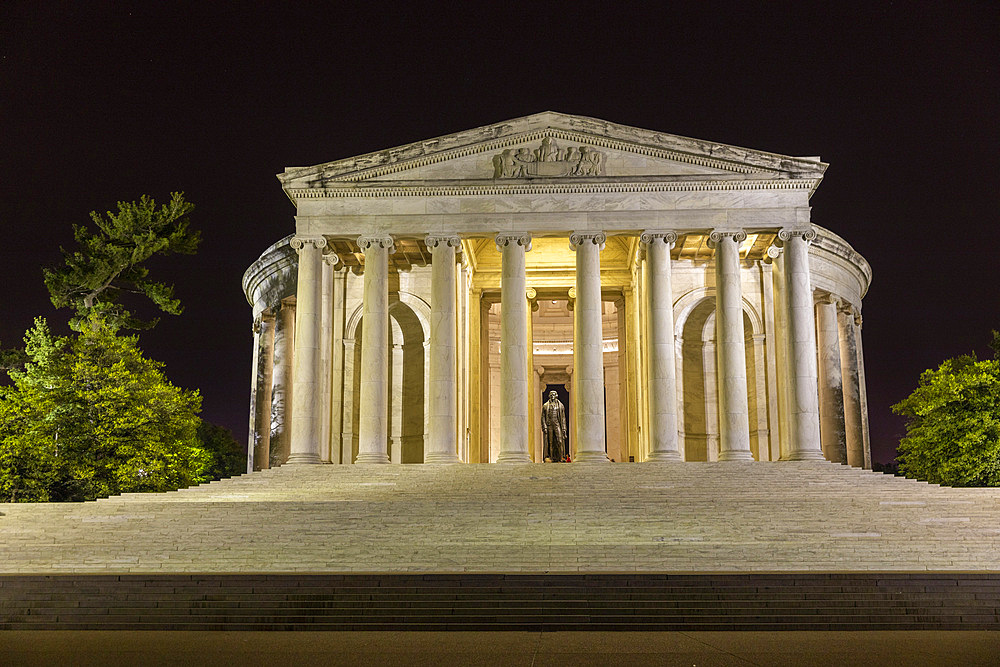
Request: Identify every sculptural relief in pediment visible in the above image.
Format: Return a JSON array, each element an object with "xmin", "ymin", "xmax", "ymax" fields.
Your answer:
[
  {"xmin": 345, "ymin": 135, "xmax": 745, "ymax": 183},
  {"xmin": 492, "ymin": 137, "xmax": 605, "ymax": 178}
]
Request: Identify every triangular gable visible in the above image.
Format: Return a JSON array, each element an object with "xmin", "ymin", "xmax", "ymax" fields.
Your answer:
[{"xmin": 279, "ymin": 112, "xmax": 827, "ymax": 189}]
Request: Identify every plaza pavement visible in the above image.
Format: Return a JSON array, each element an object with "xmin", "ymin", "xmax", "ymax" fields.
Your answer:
[{"xmin": 2, "ymin": 629, "xmax": 999, "ymax": 665}]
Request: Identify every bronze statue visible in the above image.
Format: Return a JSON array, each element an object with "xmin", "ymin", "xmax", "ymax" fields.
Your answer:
[{"xmin": 541, "ymin": 390, "xmax": 567, "ymax": 462}]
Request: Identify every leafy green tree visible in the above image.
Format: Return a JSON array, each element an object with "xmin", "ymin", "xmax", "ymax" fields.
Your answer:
[
  {"xmin": 892, "ymin": 335, "xmax": 1000, "ymax": 487},
  {"xmin": 0, "ymin": 318, "xmax": 210, "ymax": 501},
  {"xmin": 0, "ymin": 322, "xmax": 70, "ymax": 501},
  {"xmin": 44, "ymin": 192, "xmax": 200, "ymax": 332},
  {"xmin": 196, "ymin": 421, "xmax": 245, "ymax": 481}
]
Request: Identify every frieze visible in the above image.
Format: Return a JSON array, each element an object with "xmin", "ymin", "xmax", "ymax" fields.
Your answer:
[{"xmin": 493, "ymin": 137, "xmax": 605, "ymax": 178}]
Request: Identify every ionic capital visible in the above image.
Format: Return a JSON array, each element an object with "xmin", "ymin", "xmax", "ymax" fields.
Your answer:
[
  {"xmin": 639, "ymin": 230, "xmax": 677, "ymax": 247},
  {"xmin": 777, "ymin": 227, "xmax": 817, "ymax": 244},
  {"xmin": 838, "ymin": 301, "xmax": 862, "ymax": 326},
  {"xmin": 706, "ymin": 229, "xmax": 746, "ymax": 248},
  {"xmin": 817, "ymin": 292, "xmax": 840, "ymax": 306},
  {"xmin": 425, "ymin": 234, "xmax": 461, "ymax": 249},
  {"xmin": 322, "ymin": 250, "xmax": 341, "ymax": 267},
  {"xmin": 569, "ymin": 231, "xmax": 607, "ymax": 251},
  {"xmin": 525, "ymin": 287, "xmax": 537, "ymax": 301},
  {"xmin": 764, "ymin": 245, "xmax": 783, "ymax": 263},
  {"xmin": 357, "ymin": 234, "xmax": 396, "ymax": 254},
  {"xmin": 495, "ymin": 232, "xmax": 532, "ymax": 252},
  {"xmin": 290, "ymin": 236, "xmax": 327, "ymax": 254}
]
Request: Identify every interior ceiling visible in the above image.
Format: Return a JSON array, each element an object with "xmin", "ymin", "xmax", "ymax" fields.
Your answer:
[{"xmin": 323, "ymin": 232, "xmax": 778, "ymax": 271}]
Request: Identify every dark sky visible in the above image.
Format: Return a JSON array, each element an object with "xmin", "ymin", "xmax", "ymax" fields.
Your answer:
[{"xmin": 2, "ymin": 2, "xmax": 997, "ymax": 464}]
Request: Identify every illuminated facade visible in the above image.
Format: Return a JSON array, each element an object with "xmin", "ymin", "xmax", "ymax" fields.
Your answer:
[{"xmin": 243, "ymin": 113, "xmax": 871, "ymax": 468}]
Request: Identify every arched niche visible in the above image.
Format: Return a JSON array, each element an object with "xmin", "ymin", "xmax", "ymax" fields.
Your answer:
[
  {"xmin": 675, "ymin": 294, "xmax": 766, "ymax": 461},
  {"xmin": 345, "ymin": 291, "xmax": 429, "ymax": 463}
]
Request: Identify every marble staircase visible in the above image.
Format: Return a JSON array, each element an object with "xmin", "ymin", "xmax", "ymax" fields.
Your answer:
[
  {"xmin": 2, "ymin": 462, "xmax": 999, "ymax": 629},
  {"xmin": 3, "ymin": 573, "xmax": 999, "ymax": 630}
]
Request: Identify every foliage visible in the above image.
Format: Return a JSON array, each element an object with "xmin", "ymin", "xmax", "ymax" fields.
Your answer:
[
  {"xmin": 196, "ymin": 421, "xmax": 245, "ymax": 481},
  {"xmin": 0, "ymin": 319, "xmax": 210, "ymax": 502},
  {"xmin": 44, "ymin": 192, "xmax": 200, "ymax": 332},
  {"xmin": 892, "ymin": 340, "xmax": 1000, "ymax": 487},
  {"xmin": 871, "ymin": 460, "xmax": 900, "ymax": 476}
]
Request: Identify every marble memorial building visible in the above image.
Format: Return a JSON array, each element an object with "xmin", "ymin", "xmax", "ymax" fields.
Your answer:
[{"xmin": 243, "ymin": 112, "xmax": 871, "ymax": 469}]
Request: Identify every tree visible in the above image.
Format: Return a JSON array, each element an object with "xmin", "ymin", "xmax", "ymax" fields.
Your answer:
[
  {"xmin": 43, "ymin": 192, "xmax": 200, "ymax": 332},
  {"xmin": 0, "ymin": 319, "xmax": 210, "ymax": 501},
  {"xmin": 892, "ymin": 336, "xmax": 1000, "ymax": 487},
  {"xmin": 196, "ymin": 421, "xmax": 245, "ymax": 481}
]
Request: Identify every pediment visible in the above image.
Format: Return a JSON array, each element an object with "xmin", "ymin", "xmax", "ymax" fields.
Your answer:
[{"xmin": 279, "ymin": 112, "xmax": 827, "ymax": 191}]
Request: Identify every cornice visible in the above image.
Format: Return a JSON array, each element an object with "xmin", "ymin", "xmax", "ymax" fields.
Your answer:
[
  {"xmin": 288, "ymin": 179, "xmax": 817, "ymax": 199},
  {"xmin": 241, "ymin": 236, "xmax": 297, "ymax": 308},
  {"xmin": 324, "ymin": 129, "xmax": 773, "ymax": 183},
  {"xmin": 280, "ymin": 112, "xmax": 829, "ymax": 187},
  {"xmin": 811, "ymin": 225, "xmax": 873, "ymax": 294}
]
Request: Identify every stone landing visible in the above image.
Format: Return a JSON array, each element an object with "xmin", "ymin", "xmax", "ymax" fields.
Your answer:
[{"xmin": 1, "ymin": 462, "xmax": 999, "ymax": 574}]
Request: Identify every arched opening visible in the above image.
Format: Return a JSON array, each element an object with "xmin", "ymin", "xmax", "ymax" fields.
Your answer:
[
  {"xmin": 679, "ymin": 298, "xmax": 762, "ymax": 461},
  {"xmin": 348, "ymin": 301, "xmax": 427, "ymax": 463},
  {"xmin": 389, "ymin": 301, "xmax": 426, "ymax": 463}
]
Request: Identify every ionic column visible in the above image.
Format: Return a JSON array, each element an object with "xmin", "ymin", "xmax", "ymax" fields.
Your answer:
[
  {"xmin": 270, "ymin": 299, "xmax": 295, "ymax": 466},
  {"xmin": 286, "ymin": 236, "xmax": 327, "ymax": 465},
  {"xmin": 778, "ymin": 228, "xmax": 825, "ymax": 460},
  {"xmin": 708, "ymin": 230, "xmax": 753, "ymax": 461},
  {"xmin": 767, "ymin": 245, "xmax": 792, "ymax": 460},
  {"xmin": 249, "ymin": 312, "xmax": 275, "ymax": 471},
  {"xmin": 570, "ymin": 232, "xmax": 609, "ymax": 463},
  {"xmin": 319, "ymin": 253, "xmax": 337, "ymax": 463},
  {"xmin": 641, "ymin": 231, "xmax": 681, "ymax": 461},
  {"xmin": 838, "ymin": 303, "xmax": 866, "ymax": 467},
  {"xmin": 816, "ymin": 297, "xmax": 847, "ymax": 463},
  {"xmin": 355, "ymin": 234, "xmax": 394, "ymax": 464},
  {"xmin": 496, "ymin": 232, "xmax": 532, "ymax": 464},
  {"xmin": 855, "ymin": 314, "xmax": 872, "ymax": 469},
  {"xmin": 424, "ymin": 235, "xmax": 462, "ymax": 464}
]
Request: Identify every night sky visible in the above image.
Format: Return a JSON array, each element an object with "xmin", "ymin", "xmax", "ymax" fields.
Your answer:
[{"xmin": 2, "ymin": 3, "xmax": 997, "ymax": 465}]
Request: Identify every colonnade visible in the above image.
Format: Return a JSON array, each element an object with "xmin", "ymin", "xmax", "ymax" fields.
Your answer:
[{"xmin": 272, "ymin": 226, "xmax": 843, "ymax": 466}]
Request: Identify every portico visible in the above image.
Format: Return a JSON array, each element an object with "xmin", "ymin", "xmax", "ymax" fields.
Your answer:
[{"xmin": 243, "ymin": 112, "xmax": 872, "ymax": 468}]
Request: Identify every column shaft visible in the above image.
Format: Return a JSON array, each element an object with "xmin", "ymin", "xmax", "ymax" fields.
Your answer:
[
  {"xmin": 780, "ymin": 230, "xmax": 825, "ymax": 460},
  {"xmin": 270, "ymin": 300, "xmax": 295, "ymax": 466},
  {"xmin": 496, "ymin": 233, "xmax": 532, "ymax": 463},
  {"xmin": 572, "ymin": 232, "xmax": 608, "ymax": 463},
  {"xmin": 856, "ymin": 318, "xmax": 872, "ymax": 469},
  {"xmin": 816, "ymin": 299, "xmax": 847, "ymax": 463},
  {"xmin": 711, "ymin": 231, "xmax": 753, "ymax": 460},
  {"xmin": 425, "ymin": 236, "xmax": 461, "ymax": 463},
  {"xmin": 319, "ymin": 257, "xmax": 335, "ymax": 463},
  {"xmin": 250, "ymin": 313, "xmax": 275, "ymax": 471},
  {"xmin": 356, "ymin": 235, "xmax": 393, "ymax": 464},
  {"xmin": 642, "ymin": 232, "xmax": 681, "ymax": 461},
  {"xmin": 838, "ymin": 306, "xmax": 866, "ymax": 467},
  {"xmin": 769, "ymin": 249, "xmax": 792, "ymax": 460},
  {"xmin": 287, "ymin": 237, "xmax": 326, "ymax": 464}
]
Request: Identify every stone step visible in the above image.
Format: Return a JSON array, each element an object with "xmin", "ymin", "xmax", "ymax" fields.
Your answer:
[
  {"xmin": 2, "ymin": 574, "xmax": 998, "ymax": 630},
  {"xmin": 3, "ymin": 462, "xmax": 1000, "ymax": 574}
]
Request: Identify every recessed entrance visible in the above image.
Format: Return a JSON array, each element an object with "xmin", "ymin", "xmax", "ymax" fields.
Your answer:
[{"xmin": 480, "ymin": 295, "xmax": 625, "ymax": 462}]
